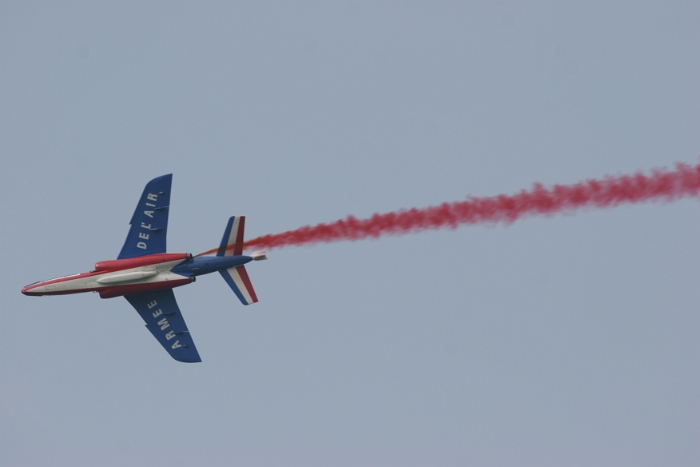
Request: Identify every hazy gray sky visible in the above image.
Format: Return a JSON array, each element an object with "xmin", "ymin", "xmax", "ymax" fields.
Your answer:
[{"xmin": 1, "ymin": 2, "xmax": 698, "ymax": 466}]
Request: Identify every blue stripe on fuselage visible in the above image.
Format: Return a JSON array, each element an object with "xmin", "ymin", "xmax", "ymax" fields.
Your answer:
[{"xmin": 171, "ymin": 255, "xmax": 252, "ymax": 278}]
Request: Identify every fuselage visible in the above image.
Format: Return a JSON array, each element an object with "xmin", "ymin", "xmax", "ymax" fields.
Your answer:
[{"xmin": 22, "ymin": 253, "xmax": 253, "ymax": 299}]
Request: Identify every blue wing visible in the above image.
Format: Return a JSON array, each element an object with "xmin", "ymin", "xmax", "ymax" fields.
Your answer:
[
  {"xmin": 125, "ymin": 289, "xmax": 201, "ymax": 363},
  {"xmin": 118, "ymin": 174, "xmax": 172, "ymax": 260}
]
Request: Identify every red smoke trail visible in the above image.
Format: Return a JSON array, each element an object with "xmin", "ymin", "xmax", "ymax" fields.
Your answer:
[{"xmin": 198, "ymin": 162, "xmax": 700, "ymax": 255}]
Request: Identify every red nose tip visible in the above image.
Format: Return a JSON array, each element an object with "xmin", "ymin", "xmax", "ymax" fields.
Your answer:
[{"xmin": 22, "ymin": 284, "xmax": 39, "ymax": 296}]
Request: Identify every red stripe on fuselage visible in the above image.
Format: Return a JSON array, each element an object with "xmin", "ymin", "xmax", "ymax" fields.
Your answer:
[
  {"xmin": 98, "ymin": 278, "xmax": 192, "ymax": 299},
  {"xmin": 94, "ymin": 253, "xmax": 189, "ymax": 272}
]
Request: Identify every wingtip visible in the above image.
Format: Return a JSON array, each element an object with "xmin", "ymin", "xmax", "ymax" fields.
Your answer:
[
  {"xmin": 151, "ymin": 173, "xmax": 173, "ymax": 183},
  {"xmin": 174, "ymin": 355, "xmax": 202, "ymax": 363}
]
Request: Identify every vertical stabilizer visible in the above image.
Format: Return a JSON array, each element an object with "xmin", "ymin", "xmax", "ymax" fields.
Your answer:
[
  {"xmin": 217, "ymin": 216, "xmax": 260, "ymax": 305},
  {"xmin": 218, "ymin": 216, "xmax": 245, "ymax": 257}
]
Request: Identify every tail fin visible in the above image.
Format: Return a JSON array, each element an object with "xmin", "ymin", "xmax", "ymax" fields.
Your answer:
[
  {"xmin": 218, "ymin": 216, "xmax": 245, "ymax": 257},
  {"xmin": 217, "ymin": 216, "xmax": 259, "ymax": 305},
  {"xmin": 220, "ymin": 266, "xmax": 258, "ymax": 305}
]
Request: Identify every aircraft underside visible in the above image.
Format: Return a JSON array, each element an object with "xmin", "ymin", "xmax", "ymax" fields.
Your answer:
[{"xmin": 22, "ymin": 174, "xmax": 266, "ymax": 362}]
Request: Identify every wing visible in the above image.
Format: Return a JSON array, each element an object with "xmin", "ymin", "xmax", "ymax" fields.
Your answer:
[
  {"xmin": 125, "ymin": 289, "xmax": 201, "ymax": 363},
  {"xmin": 118, "ymin": 174, "xmax": 172, "ymax": 260}
]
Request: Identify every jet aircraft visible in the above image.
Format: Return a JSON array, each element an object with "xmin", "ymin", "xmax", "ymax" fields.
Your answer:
[{"xmin": 21, "ymin": 174, "xmax": 266, "ymax": 362}]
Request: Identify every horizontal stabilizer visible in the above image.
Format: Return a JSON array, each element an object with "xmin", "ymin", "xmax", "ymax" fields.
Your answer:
[{"xmin": 220, "ymin": 265, "xmax": 258, "ymax": 305}]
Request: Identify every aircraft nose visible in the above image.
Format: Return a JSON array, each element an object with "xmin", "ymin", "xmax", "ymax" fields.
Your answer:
[{"xmin": 22, "ymin": 283, "xmax": 40, "ymax": 296}]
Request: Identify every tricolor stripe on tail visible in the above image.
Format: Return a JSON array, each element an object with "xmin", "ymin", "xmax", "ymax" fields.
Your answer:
[
  {"xmin": 220, "ymin": 266, "xmax": 258, "ymax": 305},
  {"xmin": 217, "ymin": 216, "xmax": 259, "ymax": 305},
  {"xmin": 218, "ymin": 216, "xmax": 245, "ymax": 257}
]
